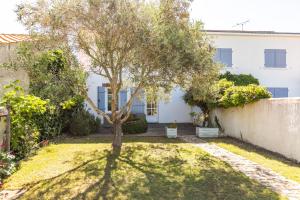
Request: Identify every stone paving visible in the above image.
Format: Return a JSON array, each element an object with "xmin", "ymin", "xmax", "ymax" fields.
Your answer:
[
  {"xmin": 180, "ymin": 135, "xmax": 300, "ymax": 200},
  {"xmin": 0, "ymin": 189, "xmax": 25, "ymax": 200}
]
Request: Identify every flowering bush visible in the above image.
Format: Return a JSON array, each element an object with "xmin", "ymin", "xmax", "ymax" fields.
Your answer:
[
  {"xmin": 184, "ymin": 74, "xmax": 270, "ymax": 127},
  {"xmin": 0, "ymin": 152, "xmax": 17, "ymax": 185},
  {"xmin": 219, "ymin": 84, "xmax": 271, "ymax": 108}
]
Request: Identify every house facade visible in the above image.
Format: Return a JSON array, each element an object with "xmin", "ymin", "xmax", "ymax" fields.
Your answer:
[
  {"xmin": 209, "ymin": 30, "xmax": 300, "ymax": 98},
  {"xmin": 86, "ymin": 30, "xmax": 300, "ymax": 123}
]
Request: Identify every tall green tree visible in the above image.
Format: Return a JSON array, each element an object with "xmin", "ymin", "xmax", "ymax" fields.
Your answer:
[{"xmin": 17, "ymin": 0, "xmax": 219, "ymax": 149}]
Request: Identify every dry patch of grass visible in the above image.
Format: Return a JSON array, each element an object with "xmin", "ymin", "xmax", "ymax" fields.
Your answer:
[
  {"xmin": 3, "ymin": 136, "xmax": 284, "ymax": 200},
  {"xmin": 207, "ymin": 137, "xmax": 300, "ymax": 184}
]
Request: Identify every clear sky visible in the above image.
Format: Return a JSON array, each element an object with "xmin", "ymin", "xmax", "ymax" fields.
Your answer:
[{"xmin": 1, "ymin": 0, "xmax": 300, "ymax": 34}]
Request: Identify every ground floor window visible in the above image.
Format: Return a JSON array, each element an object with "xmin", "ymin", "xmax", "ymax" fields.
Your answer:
[
  {"xmin": 147, "ymin": 100, "xmax": 157, "ymax": 116},
  {"xmin": 105, "ymin": 86, "xmax": 119, "ymax": 112}
]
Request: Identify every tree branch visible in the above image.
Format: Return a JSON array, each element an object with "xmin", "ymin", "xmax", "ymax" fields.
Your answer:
[{"xmin": 86, "ymin": 96, "xmax": 113, "ymax": 124}]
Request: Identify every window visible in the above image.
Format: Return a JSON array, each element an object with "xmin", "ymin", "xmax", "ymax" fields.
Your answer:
[
  {"xmin": 107, "ymin": 88, "xmax": 112, "ymax": 111},
  {"xmin": 147, "ymin": 100, "xmax": 157, "ymax": 116},
  {"xmin": 214, "ymin": 48, "xmax": 232, "ymax": 68},
  {"xmin": 106, "ymin": 88, "xmax": 118, "ymax": 112},
  {"xmin": 264, "ymin": 49, "xmax": 286, "ymax": 68},
  {"xmin": 267, "ymin": 87, "xmax": 288, "ymax": 98}
]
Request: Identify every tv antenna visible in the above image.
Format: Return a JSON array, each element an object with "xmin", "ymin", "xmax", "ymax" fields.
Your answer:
[{"xmin": 233, "ymin": 20, "xmax": 249, "ymax": 31}]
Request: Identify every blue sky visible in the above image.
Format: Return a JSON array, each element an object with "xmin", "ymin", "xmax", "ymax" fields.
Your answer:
[{"xmin": 1, "ymin": 0, "xmax": 300, "ymax": 34}]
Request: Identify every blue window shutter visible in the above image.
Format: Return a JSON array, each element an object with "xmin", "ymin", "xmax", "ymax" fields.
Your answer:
[
  {"xmin": 119, "ymin": 89, "xmax": 127, "ymax": 109},
  {"xmin": 131, "ymin": 88, "xmax": 145, "ymax": 114},
  {"xmin": 267, "ymin": 88, "xmax": 275, "ymax": 97},
  {"xmin": 215, "ymin": 48, "xmax": 232, "ymax": 67},
  {"xmin": 265, "ymin": 49, "xmax": 276, "ymax": 67},
  {"xmin": 274, "ymin": 88, "xmax": 288, "ymax": 98},
  {"xmin": 275, "ymin": 49, "xmax": 286, "ymax": 68},
  {"xmin": 214, "ymin": 48, "xmax": 221, "ymax": 62},
  {"xmin": 221, "ymin": 48, "xmax": 232, "ymax": 67},
  {"xmin": 268, "ymin": 87, "xmax": 288, "ymax": 98},
  {"xmin": 97, "ymin": 87, "xmax": 106, "ymax": 111}
]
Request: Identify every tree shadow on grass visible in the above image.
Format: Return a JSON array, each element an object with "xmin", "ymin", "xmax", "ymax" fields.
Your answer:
[
  {"xmin": 70, "ymin": 148, "xmax": 121, "ymax": 200},
  {"xmin": 16, "ymin": 141, "xmax": 283, "ymax": 200}
]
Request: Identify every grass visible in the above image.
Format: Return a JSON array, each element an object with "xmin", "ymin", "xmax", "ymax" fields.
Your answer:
[
  {"xmin": 206, "ymin": 137, "xmax": 300, "ymax": 184},
  {"xmin": 3, "ymin": 136, "xmax": 284, "ymax": 200}
]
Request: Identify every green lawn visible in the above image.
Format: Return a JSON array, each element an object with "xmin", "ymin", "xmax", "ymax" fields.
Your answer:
[
  {"xmin": 3, "ymin": 136, "xmax": 284, "ymax": 200},
  {"xmin": 206, "ymin": 137, "xmax": 300, "ymax": 184}
]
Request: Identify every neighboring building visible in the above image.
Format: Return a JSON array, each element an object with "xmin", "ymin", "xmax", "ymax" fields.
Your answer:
[
  {"xmin": 0, "ymin": 34, "xmax": 30, "ymax": 147},
  {"xmin": 0, "ymin": 34, "xmax": 30, "ymax": 93},
  {"xmin": 208, "ymin": 30, "xmax": 300, "ymax": 98},
  {"xmin": 85, "ymin": 30, "xmax": 300, "ymax": 123}
]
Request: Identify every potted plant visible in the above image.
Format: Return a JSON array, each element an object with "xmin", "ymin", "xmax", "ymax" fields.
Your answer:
[
  {"xmin": 165, "ymin": 121, "xmax": 177, "ymax": 138},
  {"xmin": 184, "ymin": 86, "xmax": 220, "ymax": 138}
]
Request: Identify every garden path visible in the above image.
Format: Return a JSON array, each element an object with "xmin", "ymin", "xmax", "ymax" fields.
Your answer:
[{"xmin": 180, "ymin": 135, "xmax": 300, "ymax": 200}]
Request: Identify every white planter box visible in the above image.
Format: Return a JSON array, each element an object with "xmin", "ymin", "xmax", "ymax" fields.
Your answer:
[
  {"xmin": 196, "ymin": 127, "xmax": 219, "ymax": 138},
  {"xmin": 165, "ymin": 127, "xmax": 177, "ymax": 138}
]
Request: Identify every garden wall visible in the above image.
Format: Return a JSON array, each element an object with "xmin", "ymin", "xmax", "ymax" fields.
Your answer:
[
  {"xmin": 0, "ymin": 44, "xmax": 29, "ymax": 95},
  {"xmin": 211, "ymin": 98, "xmax": 300, "ymax": 162}
]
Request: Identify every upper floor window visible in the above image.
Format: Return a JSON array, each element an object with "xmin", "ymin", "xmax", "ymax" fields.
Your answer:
[
  {"xmin": 267, "ymin": 87, "xmax": 288, "ymax": 98},
  {"xmin": 214, "ymin": 48, "xmax": 232, "ymax": 68},
  {"xmin": 264, "ymin": 49, "xmax": 286, "ymax": 68}
]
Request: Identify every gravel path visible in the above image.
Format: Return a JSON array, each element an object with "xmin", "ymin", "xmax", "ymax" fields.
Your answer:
[{"xmin": 180, "ymin": 135, "xmax": 300, "ymax": 200}]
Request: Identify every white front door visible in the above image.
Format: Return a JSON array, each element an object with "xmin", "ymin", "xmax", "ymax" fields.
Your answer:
[{"xmin": 146, "ymin": 100, "xmax": 158, "ymax": 123}]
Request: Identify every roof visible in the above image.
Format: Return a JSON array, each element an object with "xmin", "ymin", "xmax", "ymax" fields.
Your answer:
[
  {"xmin": 0, "ymin": 34, "xmax": 30, "ymax": 45},
  {"xmin": 205, "ymin": 30, "xmax": 300, "ymax": 37},
  {"xmin": 0, "ymin": 107, "xmax": 7, "ymax": 117}
]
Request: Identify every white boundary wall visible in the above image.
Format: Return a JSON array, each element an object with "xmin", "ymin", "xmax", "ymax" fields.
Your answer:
[{"xmin": 211, "ymin": 98, "xmax": 300, "ymax": 162}]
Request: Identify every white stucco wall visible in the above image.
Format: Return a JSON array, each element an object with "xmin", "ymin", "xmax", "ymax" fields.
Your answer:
[
  {"xmin": 158, "ymin": 87, "xmax": 193, "ymax": 123},
  {"xmin": 211, "ymin": 99, "xmax": 300, "ymax": 162},
  {"xmin": 0, "ymin": 44, "xmax": 29, "ymax": 96},
  {"xmin": 86, "ymin": 72, "xmax": 195, "ymax": 123},
  {"xmin": 208, "ymin": 32, "xmax": 300, "ymax": 97}
]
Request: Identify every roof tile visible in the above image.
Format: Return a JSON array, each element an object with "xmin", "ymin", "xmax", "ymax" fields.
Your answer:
[{"xmin": 0, "ymin": 34, "xmax": 30, "ymax": 45}]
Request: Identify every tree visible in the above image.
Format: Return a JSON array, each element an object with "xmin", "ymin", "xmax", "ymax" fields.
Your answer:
[
  {"xmin": 184, "ymin": 74, "xmax": 271, "ymax": 127},
  {"xmin": 17, "ymin": 0, "xmax": 218, "ymax": 149},
  {"xmin": 183, "ymin": 78, "xmax": 228, "ymax": 127}
]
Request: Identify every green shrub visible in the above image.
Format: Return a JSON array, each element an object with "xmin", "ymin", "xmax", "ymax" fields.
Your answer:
[
  {"xmin": 6, "ymin": 46, "xmax": 87, "ymax": 138},
  {"xmin": 220, "ymin": 72, "xmax": 259, "ymax": 86},
  {"xmin": 1, "ymin": 82, "xmax": 48, "ymax": 158},
  {"xmin": 122, "ymin": 114, "xmax": 148, "ymax": 134},
  {"xmin": 168, "ymin": 122, "xmax": 177, "ymax": 128},
  {"xmin": 184, "ymin": 74, "xmax": 270, "ymax": 127},
  {"xmin": 0, "ymin": 152, "xmax": 17, "ymax": 184},
  {"xmin": 219, "ymin": 84, "xmax": 271, "ymax": 108},
  {"xmin": 69, "ymin": 109, "xmax": 101, "ymax": 136}
]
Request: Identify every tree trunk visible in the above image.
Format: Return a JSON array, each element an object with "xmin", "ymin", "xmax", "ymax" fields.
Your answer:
[
  {"xmin": 112, "ymin": 120, "xmax": 122, "ymax": 149},
  {"xmin": 202, "ymin": 110, "xmax": 210, "ymax": 128}
]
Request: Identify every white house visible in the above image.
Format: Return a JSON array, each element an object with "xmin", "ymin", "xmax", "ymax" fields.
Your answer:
[{"xmin": 86, "ymin": 30, "xmax": 300, "ymax": 123}]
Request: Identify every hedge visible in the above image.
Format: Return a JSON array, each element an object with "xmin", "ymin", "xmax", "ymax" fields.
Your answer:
[
  {"xmin": 219, "ymin": 84, "xmax": 271, "ymax": 108},
  {"xmin": 122, "ymin": 114, "xmax": 148, "ymax": 134}
]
